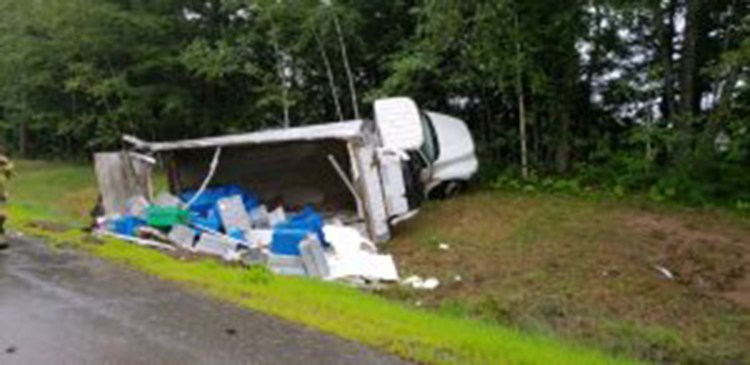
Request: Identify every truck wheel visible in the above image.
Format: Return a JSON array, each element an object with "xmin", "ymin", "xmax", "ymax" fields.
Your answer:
[{"xmin": 430, "ymin": 181, "xmax": 465, "ymax": 200}]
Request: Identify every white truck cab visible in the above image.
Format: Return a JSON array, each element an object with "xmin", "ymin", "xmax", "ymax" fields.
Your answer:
[
  {"xmin": 374, "ymin": 97, "xmax": 479, "ymax": 202},
  {"xmin": 423, "ymin": 111, "xmax": 479, "ymax": 197}
]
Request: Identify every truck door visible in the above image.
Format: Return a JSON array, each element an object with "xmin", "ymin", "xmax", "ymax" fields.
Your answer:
[
  {"xmin": 94, "ymin": 152, "xmax": 154, "ymax": 216},
  {"xmin": 373, "ymin": 97, "xmax": 426, "ymax": 221}
]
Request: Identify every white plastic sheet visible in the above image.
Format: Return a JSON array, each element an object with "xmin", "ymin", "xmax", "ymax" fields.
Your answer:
[{"xmin": 322, "ymin": 225, "xmax": 399, "ymax": 282}]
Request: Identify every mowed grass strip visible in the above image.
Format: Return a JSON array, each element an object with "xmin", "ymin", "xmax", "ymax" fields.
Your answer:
[{"xmin": 7, "ymin": 160, "xmax": 638, "ymax": 365}]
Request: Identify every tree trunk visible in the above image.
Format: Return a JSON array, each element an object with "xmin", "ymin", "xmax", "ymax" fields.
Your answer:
[
  {"xmin": 19, "ymin": 71, "xmax": 29, "ymax": 158},
  {"xmin": 518, "ymin": 77, "xmax": 529, "ymax": 180},
  {"xmin": 515, "ymin": 15, "xmax": 529, "ymax": 180},
  {"xmin": 332, "ymin": 13, "xmax": 360, "ymax": 120},
  {"xmin": 314, "ymin": 28, "xmax": 344, "ymax": 122},
  {"xmin": 658, "ymin": 0, "xmax": 676, "ymax": 121},
  {"xmin": 18, "ymin": 119, "xmax": 27, "ymax": 158},
  {"xmin": 587, "ymin": 1, "xmax": 602, "ymax": 91},
  {"xmin": 680, "ymin": 0, "xmax": 702, "ymax": 116},
  {"xmin": 677, "ymin": 0, "xmax": 703, "ymax": 156},
  {"xmin": 273, "ymin": 40, "xmax": 290, "ymax": 128},
  {"xmin": 555, "ymin": 40, "xmax": 579, "ymax": 174},
  {"xmin": 556, "ymin": 108, "xmax": 571, "ymax": 174}
]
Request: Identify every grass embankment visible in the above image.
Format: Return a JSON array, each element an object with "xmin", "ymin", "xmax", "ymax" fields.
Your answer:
[
  {"xmin": 7, "ymin": 160, "xmax": 635, "ymax": 365},
  {"xmin": 388, "ymin": 192, "xmax": 750, "ymax": 364}
]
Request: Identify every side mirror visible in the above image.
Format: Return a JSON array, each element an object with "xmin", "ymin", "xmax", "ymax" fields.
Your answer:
[{"xmin": 374, "ymin": 97, "xmax": 424, "ymax": 151}]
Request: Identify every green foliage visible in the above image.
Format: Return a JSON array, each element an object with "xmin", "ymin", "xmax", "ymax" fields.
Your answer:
[
  {"xmin": 489, "ymin": 152, "xmax": 750, "ymax": 213},
  {"xmin": 0, "ymin": 0, "xmax": 418, "ymax": 155},
  {"xmin": 180, "ymin": 39, "xmax": 245, "ymax": 81}
]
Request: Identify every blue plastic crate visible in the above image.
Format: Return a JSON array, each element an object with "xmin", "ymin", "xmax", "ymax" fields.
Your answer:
[
  {"xmin": 276, "ymin": 206, "xmax": 326, "ymax": 245},
  {"xmin": 227, "ymin": 227, "xmax": 246, "ymax": 241},
  {"xmin": 271, "ymin": 229, "xmax": 310, "ymax": 256},
  {"xmin": 111, "ymin": 216, "xmax": 146, "ymax": 237},
  {"xmin": 189, "ymin": 208, "xmax": 222, "ymax": 231},
  {"xmin": 181, "ymin": 185, "xmax": 260, "ymax": 215}
]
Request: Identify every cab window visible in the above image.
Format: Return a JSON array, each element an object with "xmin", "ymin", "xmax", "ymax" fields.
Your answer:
[{"xmin": 420, "ymin": 112, "xmax": 439, "ymax": 163}]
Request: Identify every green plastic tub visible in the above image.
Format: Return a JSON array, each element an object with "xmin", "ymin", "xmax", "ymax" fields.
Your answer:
[{"xmin": 146, "ymin": 206, "xmax": 189, "ymax": 228}]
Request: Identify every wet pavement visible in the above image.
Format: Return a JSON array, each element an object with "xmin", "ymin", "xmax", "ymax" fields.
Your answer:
[{"xmin": 0, "ymin": 236, "xmax": 407, "ymax": 365}]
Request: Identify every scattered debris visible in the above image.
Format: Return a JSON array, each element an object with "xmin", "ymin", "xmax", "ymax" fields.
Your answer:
[
  {"xmin": 324, "ymin": 225, "xmax": 398, "ymax": 282},
  {"xmin": 95, "ymin": 182, "xmax": 402, "ymax": 285},
  {"xmin": 97, "ymin": 183, "xmax": 403, "ymax": 284},
  {"xmin": 97, "ymin": 230, "xmax": 175, "ymax": 251},
  {"xmin": 324, "ymin": 225, "xmax": 377, "ymax": 255},
  {"xmin": 654, "ymin": 265, "xmax": 675, "ymax": 280},
  {"xmin": 267, "ymin": 207, "xmax": 287, "ymax": 228},
  {"xmin": 222, "ymin": 249, "xmax": 244, "ymax": 262},
  {"xmin": 125, "ymin": 196, "xmax": 150, "ymax": 219},
  {"xmin": 438, "ymin": 243, "xmax": 451, "ymax": 251},
  {"xmin": 300, "ymin": 236, "xmax": 330, "ymax": 278},
  {"xmin": 241, "ymin": 248, "xmax": 268, "ymax": 266},
  {"xmin": 216, "ymin": 195, "xmax": 252, "ymax": 233},
  {"xmin": 248, "ymin": 205, "xmax": 270, "ymax": 229},
  {"xmin": 168, "ymin": 225, "xmax": 196, "ymax": 250},
  {"xmin": 194, "ymin": 233, "xmax": 235, "ymax": 257},
  {"xmin": 246, "ymin": 229, "xmax": 273, "ymax": 248},
  {"xmin": 268, "ymin": 254, "xmax": 307, "ymax": 276},
  {"xmin": 403, "ymin": 275, "xmax": 440, "ymax": 290}
]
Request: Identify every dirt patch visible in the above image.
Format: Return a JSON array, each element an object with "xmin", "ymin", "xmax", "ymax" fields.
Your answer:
[
  {"xmin": 724, "ymin": 276, "xmax": 750, "ymax": 309},
  {"xmin": 625, "ymin": 214, "xmax": 748, "ymax": 293}
]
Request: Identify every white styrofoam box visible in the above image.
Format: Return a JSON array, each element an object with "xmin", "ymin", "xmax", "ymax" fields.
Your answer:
[
  {"xmin": 246, "ymin": 229, "xmax": 274, "ymax": 248},
  {"xmin": 300, "ymin": 237, "xmax": 330, "ymax": 278},
  {"xmin": 248, "ymin": 205, "xmax": 270, "ymax": 229},
  {"xmin": 168, "ymin": 224, "xmax": 196, "ymax": 250},
  {"xmin": 195, "ymin": 233, "xmax": 235, "ymax": 256},
  {"xmin": 268, "ymin": 254, "xmax": 307, "ymax": 276},
  {"xmin": 241, "ymin": 248, "xmax": 269, "ymax": 266},
  {"xmin": 268, "ymin": 206, "xmax": 287, "ymax": 227},
  {"xmin": 216, "ymin": 195, "xmax": 252, "ymax": 232}
]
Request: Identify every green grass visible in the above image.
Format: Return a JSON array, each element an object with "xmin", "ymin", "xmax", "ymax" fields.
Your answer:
[
  {"xmin": 9, "ymin": 160, "xmax": 96, "ymax": 225},
  {"xmin": 5, "ymin": 160, "xmax": 637, "ymax": 365}
]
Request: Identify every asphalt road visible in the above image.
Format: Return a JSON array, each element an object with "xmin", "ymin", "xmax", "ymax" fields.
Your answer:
[{"xmin": 0, "ymin": 235, "xmax": 407, "ymax": 365}]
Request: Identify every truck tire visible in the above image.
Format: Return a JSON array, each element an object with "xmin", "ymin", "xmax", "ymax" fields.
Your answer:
[{"xmin": 430, "ymin": 180, "xmax": 466, "ymax": 200}]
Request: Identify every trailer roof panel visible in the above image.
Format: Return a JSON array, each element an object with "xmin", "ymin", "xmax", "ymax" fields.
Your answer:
[{"xmin": 125, "ymin": 120, "xmax": 365, "ymax": 152}]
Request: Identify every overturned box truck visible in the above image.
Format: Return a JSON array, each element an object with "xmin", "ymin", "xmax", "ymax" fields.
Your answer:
[{"xmin": 95, "ymin": 97, "xmax": 478, "ymax": 243}]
